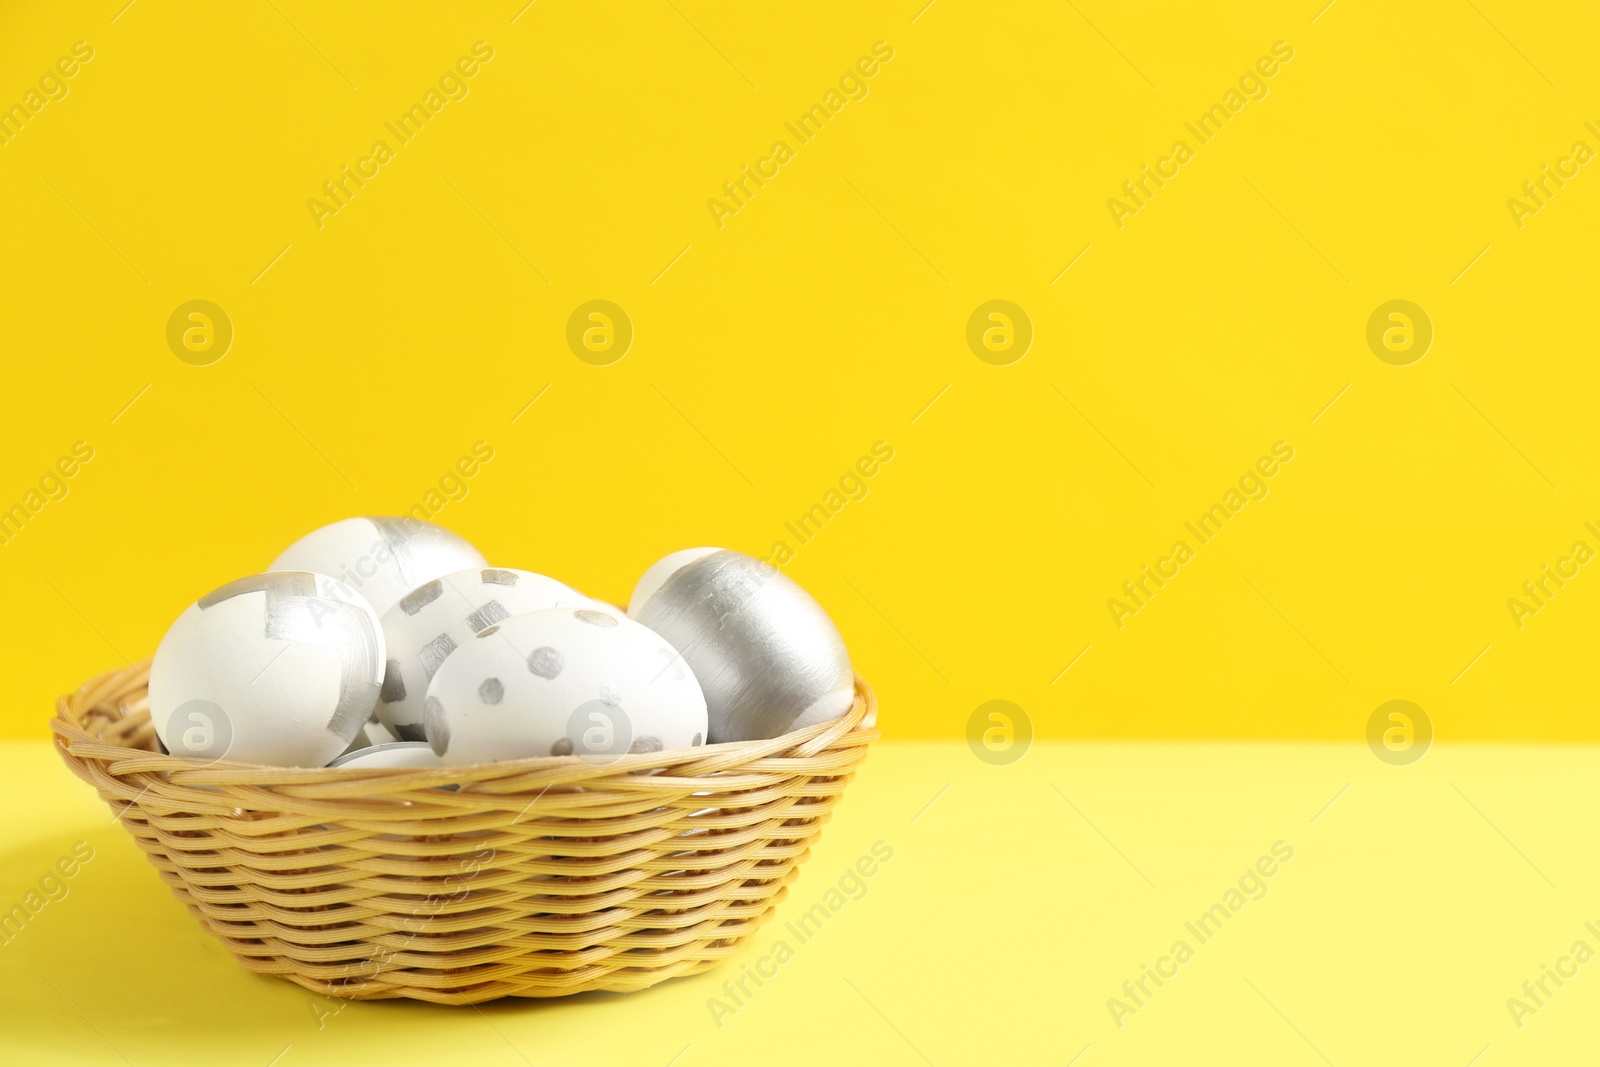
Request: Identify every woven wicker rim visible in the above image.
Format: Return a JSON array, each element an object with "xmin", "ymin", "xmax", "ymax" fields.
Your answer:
[
  {"xmin": 53, "ymin": 660, "xmax": 875, "ymax": 788},
  {"xmin": 51, "ymin": 659, "xmax": 878, "ymax": 1003}
]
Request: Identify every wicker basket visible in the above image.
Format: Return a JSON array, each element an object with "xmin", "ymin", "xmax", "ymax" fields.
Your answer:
[{"xmin": 52, "ymin": 660, "xmax": 877, "ymax": 1004}]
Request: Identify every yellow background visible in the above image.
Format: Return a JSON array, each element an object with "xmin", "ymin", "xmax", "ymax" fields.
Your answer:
[
  {"xmin": 6, "ymin": 5, "xmax": 1600, "ymax": 1064},
  {"xmin": 2, "ymin": 0, "xmax": 1598, "ymax": 750}
]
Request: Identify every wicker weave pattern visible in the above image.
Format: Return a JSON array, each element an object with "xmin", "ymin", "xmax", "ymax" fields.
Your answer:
[{"xmin": 52, "ymin": 661, "xmax": 877, "ymax": 1004}]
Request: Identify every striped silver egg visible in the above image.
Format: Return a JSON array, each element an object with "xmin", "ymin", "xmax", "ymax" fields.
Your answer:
[{"xmin": 629, "ymin": 549, "xmax": 854, "ymax": 743}]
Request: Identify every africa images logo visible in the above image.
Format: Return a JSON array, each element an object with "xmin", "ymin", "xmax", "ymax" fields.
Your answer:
[
  {"xmin": 705, "ymin": 41, "xmax": 896, "ymax": 229},
  {"xmin": 1105, "ymin": 41, "xmax": 1295, "ymax": 229},
  {"xmin": 306, "ymin": 42, "xmax": 496, "ymax": 229},
  {"xmin": 1106, "ymin": 442, "xmax": 1295, "ymax": 629}
]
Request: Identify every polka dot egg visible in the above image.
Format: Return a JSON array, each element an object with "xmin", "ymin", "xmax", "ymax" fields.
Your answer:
[
  {"xmin": 376, "ymin": 568, "xmax": 594, "ymax": 742},
  {"xmin": 423, "ymin": 606, "xmax": 708, "ymax": 765}
]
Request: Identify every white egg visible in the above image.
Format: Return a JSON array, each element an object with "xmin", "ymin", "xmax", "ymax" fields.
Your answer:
[
  {"xmin": 337, "ymin": 715, "xmax": 394, "ymax": 758},
  {"xmin": 327, "ymin": 742, "xmax": 445, "ymax": 769},
  {"xmin": 149, "ymin": 571, "xmax": 385, "ymax": 767},
  {"xmin": 628, "ymin": 548, "xmax": 855, "ymax": 743},
  {"xmin": 424, "ymin": 606, "xmax": 708, "ymax": 765},
  {"xmin": 269, "ymin": 516, "xmax": 487, "ymax": 618},
  {"xmin": 375, "ymin": 568, "xmax": 593, "ymax": 742}
]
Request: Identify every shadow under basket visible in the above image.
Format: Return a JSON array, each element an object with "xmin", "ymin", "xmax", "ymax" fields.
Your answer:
[{"xmin": 52, "ymin": 662, "xmax": 877, "ymax": 1004}]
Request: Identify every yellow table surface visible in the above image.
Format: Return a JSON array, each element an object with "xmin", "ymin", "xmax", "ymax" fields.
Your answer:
[{"xmin": 5, "ymin": 738, "xmax": 1596, "ymax": 1066}]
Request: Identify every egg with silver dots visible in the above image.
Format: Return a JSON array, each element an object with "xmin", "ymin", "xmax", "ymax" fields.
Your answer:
[
  {"xmin": 423, "ymin": 606, "xmax": 708, "ymax": 765},
  {"xmin": 149, "ymin": 571, "xmax": 385, "ymax": 767},
  {"xmin": 375, "ymin": 568, "xmax": 595, "ymax": 742}
]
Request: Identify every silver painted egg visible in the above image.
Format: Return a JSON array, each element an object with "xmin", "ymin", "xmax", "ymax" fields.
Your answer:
[{"xmin": 627, "ymin": 548, "xmax": 855, "ymax": 743}]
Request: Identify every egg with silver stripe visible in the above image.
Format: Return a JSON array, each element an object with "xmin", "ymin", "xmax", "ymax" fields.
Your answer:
[
  {"xmin": 149, "ymin": 570, "xmax": 385, "ymax": 767},
  {"xmin": 424, "ymin": 606, "xmax": 707, "ymax": 765},
  {"xmin": 375, "ymin": 568, "xmax": 593, "ymax": 742},
  {"xmin": 269, "ymin": 516, "xmax": 487, "ymax": 618}
]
